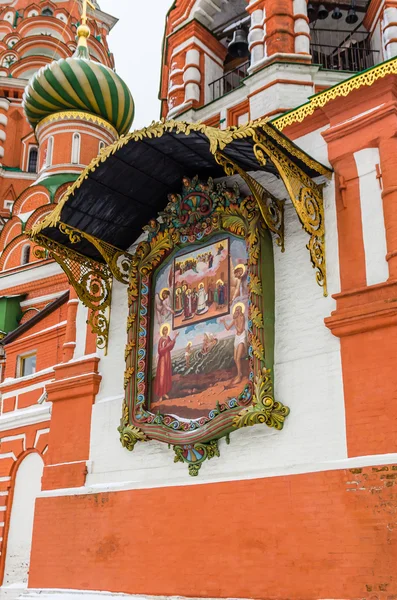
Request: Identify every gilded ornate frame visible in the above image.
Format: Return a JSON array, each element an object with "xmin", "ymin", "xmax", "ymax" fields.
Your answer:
[{"xmin": 119, "ymin": 176, "xmax": 290, "ymax": 475}]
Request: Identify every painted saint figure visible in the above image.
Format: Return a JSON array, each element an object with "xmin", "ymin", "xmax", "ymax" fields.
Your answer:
[
  {"xmin": 232, "ymin": 263, "xmax": 248, "ymax": 302},
  {"xmin": 192, "ymin": 287, "xmax": 198, "ymax": 313},
  {"xmin": 185, "ymin": 341, "xmax": 193, "ymax": 369},
  {"xmin": 218, "ymin": 280, "xmax": 225, "ymax": 307},
  {"xmin": 196, "ymin": 282, "xmax": 208, "ymax": 314},
  {"xmin": 183, "ymin": 288, "xmax": 193, "ymax": 320},
  {"xmin": 214, "ymin": 280, "xmax": 220, "ymax": 307},
  {"xmin": 174, "ymin": 287, "xmax": 183, "ymax": 316},
  {"xmin": 154, "ymin": 324, "xmax": 179, "ymax": 401},
  {"xmin": 221, "ymin": 303, "xmax": 247, "ymax": 385},
  {"xmin": 207, "ymin": 281, "xmax": 214, "ymax": 306}
]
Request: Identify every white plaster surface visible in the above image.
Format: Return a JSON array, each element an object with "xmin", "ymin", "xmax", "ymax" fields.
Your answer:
[
  {"xmin": 2, "ymin": 453, "xmax": 44, "ymax": 589},
  {"xmin": 73, "ymin": 301, "xmax": 88, "ymax": 360},
  {"xmin": 0, "ymin": 262, "xmax": 63, "ymax": 290},
  {"xmin": 95, "ymin": 280, "xmax": 129, "ymax": 403},
  {"xmin": 354, "ymin": 147, "xmax": 388, "ymax": 286},
  {"xmin": 86, "ymin": 175, "xmax": 346, "ymax": 489},
  {"xmin": 294, "ymin": 125, "xmax": 331, "ymax": 168},
  {"xmin": 204, "ymin": 54, "xmax": 223, "ymax": 104}
]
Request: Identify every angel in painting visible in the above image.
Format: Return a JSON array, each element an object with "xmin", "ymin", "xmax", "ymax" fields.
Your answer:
[{"xmin": 155, "ymin": 288, "xmax": 175, "ymax": 325}]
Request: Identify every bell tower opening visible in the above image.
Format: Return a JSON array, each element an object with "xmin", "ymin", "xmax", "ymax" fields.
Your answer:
[
  {"xmin": 207, "ymin": 0, "xmax": 250, "ymax": 101},
  {"xmin": 309, "ymin": 0, "xmax": 379, "ymax": 72}
]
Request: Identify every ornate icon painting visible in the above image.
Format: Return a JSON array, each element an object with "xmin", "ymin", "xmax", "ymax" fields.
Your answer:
[
  {"xmin": 151, "ymin": 235, "xmax": 249, "ymax": 420},
  {"xmin": 120, "ymin": 176, "xmax": 290, "ymax": 475}
]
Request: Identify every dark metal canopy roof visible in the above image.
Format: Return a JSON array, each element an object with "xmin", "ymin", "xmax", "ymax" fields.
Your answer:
[{"xmin": 31, "ymin": 120, "xmax": 331, "ymax": 263}]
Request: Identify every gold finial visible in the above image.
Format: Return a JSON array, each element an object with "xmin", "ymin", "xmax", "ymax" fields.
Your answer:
[
  {"xmin": 81, "ymin": 0, "xmax": 95, "ymax": 25},
  {"xmin": 77, "ymin": 0, "xmax": 95, "ymax": 49}
]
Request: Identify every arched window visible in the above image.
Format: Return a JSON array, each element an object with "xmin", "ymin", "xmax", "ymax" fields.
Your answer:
[
  {"xmin": 42, "ymin": 8, "xmax": 53, "ymax": 16},
  {"xmin": 46, "ymin": 136, "xmax": 54, "ymax": 167},
  {"xmin": 27, "ymin": 146, "xmax": 38, "ymax": 173},
  {"xmin": 99, "ymin": 140, "xmax": 106, "ymax": 152},
  {"xmin": 21, "ymin": 244, "xmax": 30, "ymax": 265},
  {"xmin": 71, "ymin": 132, "xmax": 81, "ymax": 164},
  {"xmin": 4, "ymin": 12, "xmax": 14, "ymax": 24}
]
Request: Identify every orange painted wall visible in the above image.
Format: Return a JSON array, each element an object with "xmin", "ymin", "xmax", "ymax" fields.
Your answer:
[{"xmin": 29, "ymin": 463, "xmax": 396, "ymax": 598}]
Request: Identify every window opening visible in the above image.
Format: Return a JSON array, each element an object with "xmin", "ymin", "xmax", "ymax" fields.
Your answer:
[
  {"xmin": 71, "ymin": 132, "xmax": 81, "ymax": 164},
  {"xmin": 18, "ymin": 352, "xmax": 36, "ymax": 377},
  {"xmin": 28, "ymin": 147, "xmax": 38, "ymax": 173},
  {"xmin": 21, "ymin": 244, "xmax": 30, "ymax": 265}
]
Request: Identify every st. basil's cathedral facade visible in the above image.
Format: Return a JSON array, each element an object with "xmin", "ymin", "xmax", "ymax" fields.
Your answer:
[{"xmin": 0, "ymin": 1, "xmax": 397, "ymax": 600}]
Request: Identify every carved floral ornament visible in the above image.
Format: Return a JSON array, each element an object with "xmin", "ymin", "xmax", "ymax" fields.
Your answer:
[{"xmin": 28, "ymin": 120, "xmax": 330, "ymax": 472}]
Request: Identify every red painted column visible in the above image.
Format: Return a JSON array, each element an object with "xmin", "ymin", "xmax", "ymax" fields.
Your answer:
[
  {"xmin": 264, "ymin": 0, "xmax": 295, "ymax": 56},
  {"xmin": 42, "ymin": 356, "xmax": 101, "ymax": 490},
  {"xmin": 62, "ymin": 286, "xmax": 78, "ymax": 362},
  {"xmin": 378, "ymin": 135, "xmax": 397, "ymax": 280},
  {"xmin": 328, "ymin": 153, "xmax": 366, "ymax": 292}
]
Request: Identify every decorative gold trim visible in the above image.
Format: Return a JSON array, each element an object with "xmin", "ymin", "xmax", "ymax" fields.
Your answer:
[
  {"xmin": 31, "ymin": 119, "xmax": 328, "ymax": 294},
  {"xmin": 215, "ymin": 151, "xmax": 285, "ymax": 252},
  {"xmin": 173, "ymin": 440, "xmax": 220, "ymax": 477},
  {"xmin": 118, "ymin": 402, "xmax": 148, "ymax": 451},
  {"xmin": 251, "ymin": 130, "xmax": 327, "ymax": 296},
  {"xmin": 58, "ymin": 222, "xmax": 132, "ymax": 284},
  {"xmin": 31, "ymin": 118, "xmax": 329, "ymax": 238},
  {"xmin": 31, "ymin": 233, "xmax": 112, "ymax": 353},
  {"xmin": 273, "ymin": 57, "xmax": 397, "ymax": 131},
  {"xmin": 233, "ymin": 369, "xmax": 290, "ymax": 429},
  {"xmin": 36, "ymin": 110, "xmax": 119, "ymax": 138},
  {"xmin": 260, "ymin": 123, "xmax": 331, "ymax": 178}
]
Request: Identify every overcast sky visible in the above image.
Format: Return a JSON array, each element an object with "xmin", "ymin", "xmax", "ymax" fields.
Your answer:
[{"xmin": 99, "ymin": 0, "xmax": 172, "ymax": 130}]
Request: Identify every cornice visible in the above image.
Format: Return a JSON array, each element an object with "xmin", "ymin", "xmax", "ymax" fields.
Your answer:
[
  {"xmin": 273, "ymin": 57, "xmax": 397, "ymax": 131},
  {"xmin": 322, "ymin": 100, "xmax": 397, "ymax": 144},
  {"xmin": 36, "ymin": 111, "xmax": 119, "ymax": 139},
  {"xmin": 0, "ymin": 404, "xmax": 51, "ymax": 433},
  {"xmin": 325, "ymin": 279, "xmax": 397, "ymax": 337}
]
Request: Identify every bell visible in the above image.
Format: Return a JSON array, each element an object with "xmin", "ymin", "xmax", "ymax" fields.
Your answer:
[
  {"xmin": 332, "ymin": 6, "xmax": 343, "ymax": 19},
  {"xmin": 228, "ymin": 28, "xmax": 249, "ymax": 59},
  {"xmin": 318, "ymin": 4, "xmax": 329, "ymax": 19},
  {"xmin": 307, "ymin": 3, "xmax": 315, "ymax": 17},
  {"xmin": 346, "ymin": 7, "xmax": 358, "ymax": 23}
]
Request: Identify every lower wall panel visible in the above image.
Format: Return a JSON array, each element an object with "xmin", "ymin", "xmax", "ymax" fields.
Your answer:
[{"xmin": 29, "ymin": 464, "xmax": 397, "ymax": 599}]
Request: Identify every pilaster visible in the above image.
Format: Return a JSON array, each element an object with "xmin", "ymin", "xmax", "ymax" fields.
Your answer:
[
  {"xmin": 264, "ymin": 0, "xmax": 295, "ymax": 56},
  {"xmin": 322, "ymin": 76, "xmax": 397, "ymax": 457},
  {"xmin": 0, "ymin": 98, "xmax": 10, "ymax": 164},
  {"xmin": 62, "ymin": 287, "xmax": 78, "ymax": 362},
  {"xmin": 42, "ymin": 356, "xmax": 101, "ymax": 490},
  {"xmin": 166, "ymin": 20, "xmax": 227, "ymax": 118}
]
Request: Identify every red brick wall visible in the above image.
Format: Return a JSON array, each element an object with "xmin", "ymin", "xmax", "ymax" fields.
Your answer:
[{"xmin": 29, "ymin": 463, "xmax": 397, "ymax": 598}]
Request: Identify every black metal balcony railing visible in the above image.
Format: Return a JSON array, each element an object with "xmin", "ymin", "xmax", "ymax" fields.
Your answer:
[
  {"xmin": 310, "ymin": 42, "xmax": 379, "ymax": 72},
  {"xmin": 208, "ymin": 61, "xmax": 249, "ymax": 102}
]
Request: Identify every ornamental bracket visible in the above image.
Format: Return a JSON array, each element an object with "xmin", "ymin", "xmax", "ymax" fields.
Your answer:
[
  {"xmin": 251, "ymin": 129, "xmax": 327, "ymax": 295},
  {"xmin": 214, "ymin": 151, "xmax": 285, "ymax": 252},
  {"xmin": 32, "ymin": 233, "xmax": 112, "ymax": 353},
  {"xmin": 58, "ymin": 222, "xmax": 132, "ymax": 285}
]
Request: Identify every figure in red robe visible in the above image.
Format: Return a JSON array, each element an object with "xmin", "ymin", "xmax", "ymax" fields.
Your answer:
[{"xmin": 154, "ymin": 326, "xmax": 179, "ymax": 401}]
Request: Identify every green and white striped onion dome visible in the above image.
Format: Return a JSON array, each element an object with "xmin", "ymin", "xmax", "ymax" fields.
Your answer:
[{"xmin": 22, "ymin": 28, "xmax": 134, "ymax": 136}]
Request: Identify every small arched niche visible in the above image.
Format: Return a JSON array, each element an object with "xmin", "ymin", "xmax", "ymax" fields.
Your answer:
[{"xmin": 2, "ymin": 453, "xmax": 44, "ymax": 590}]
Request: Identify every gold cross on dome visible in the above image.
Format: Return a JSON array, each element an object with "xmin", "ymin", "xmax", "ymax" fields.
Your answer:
[{"xmin": 81, "ymin": 0, "xmax": 96, "ymax": 25}]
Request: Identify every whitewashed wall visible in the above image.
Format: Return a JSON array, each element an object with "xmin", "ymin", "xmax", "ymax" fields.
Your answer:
[
  {"xmin": 0, "ymin": 453, "xmax": 44, "ymax": 600},
  {"xmin": 84, "ymin": 127, "xmax": 348, "ymax": 490}
]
